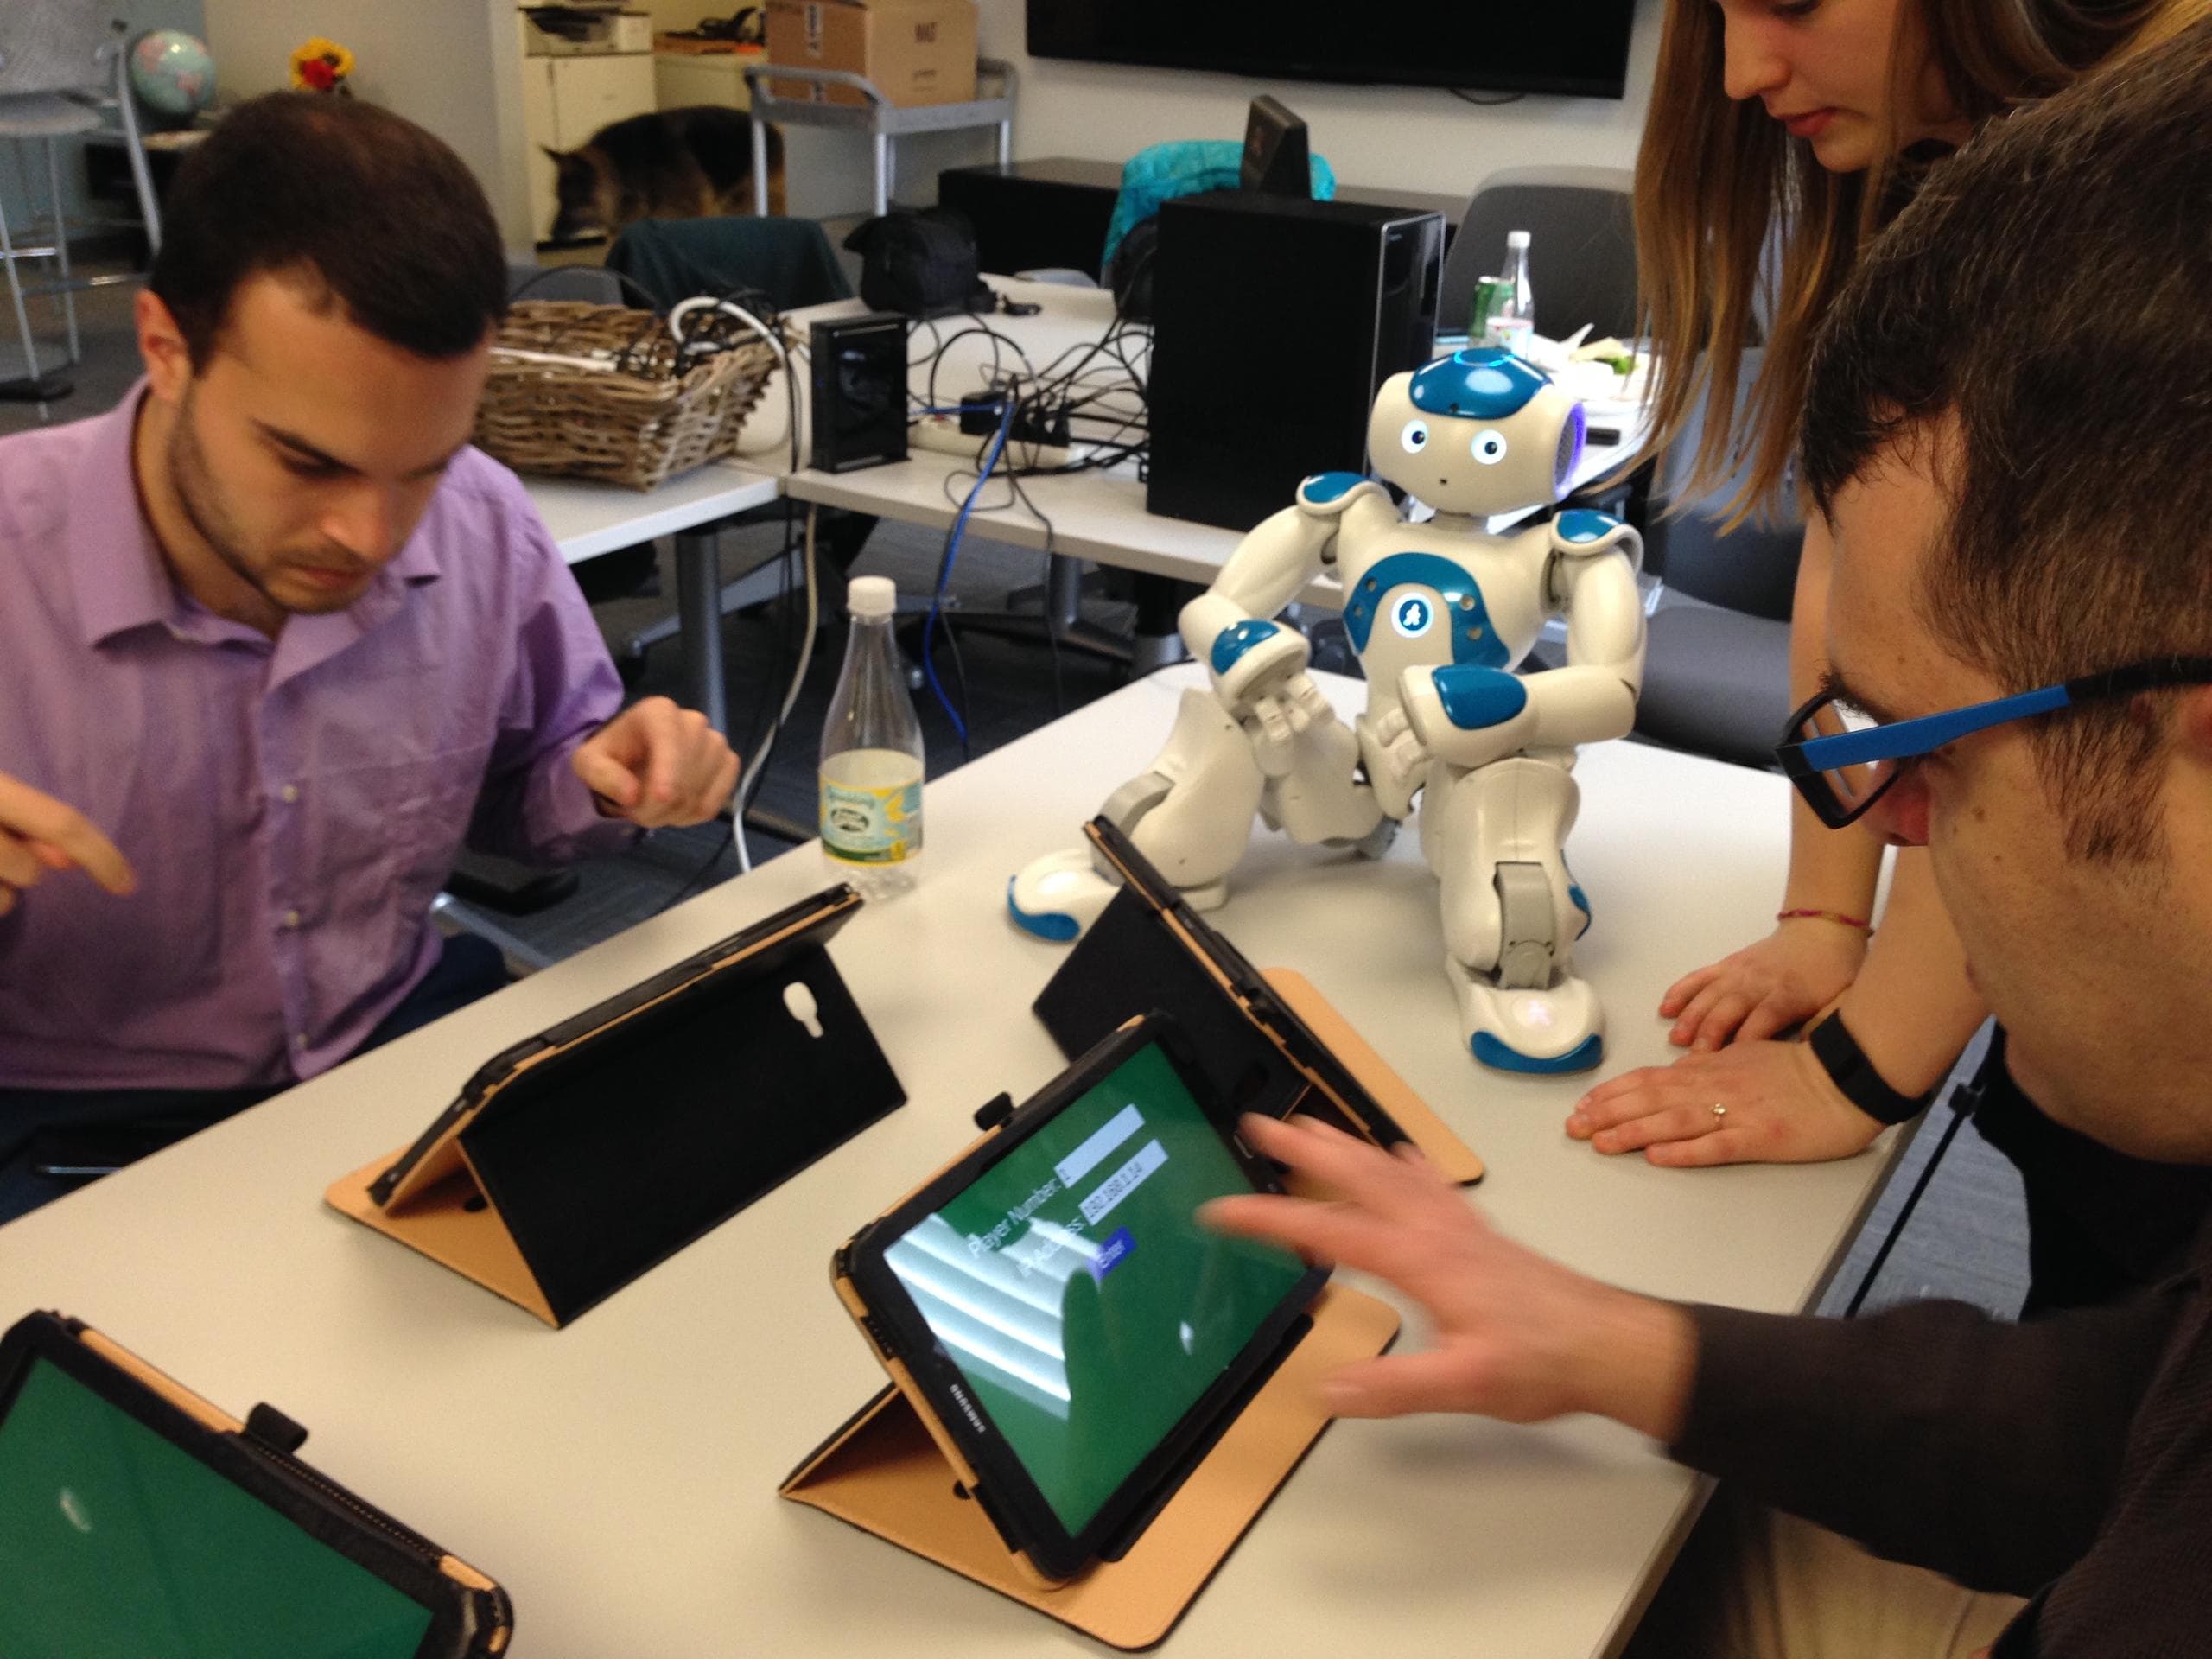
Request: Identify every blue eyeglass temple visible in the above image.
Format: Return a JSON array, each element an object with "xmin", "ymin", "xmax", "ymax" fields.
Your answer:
[{"xmin": 1796, "ymin": 683, "xmax": 2075, "ymax": 771}]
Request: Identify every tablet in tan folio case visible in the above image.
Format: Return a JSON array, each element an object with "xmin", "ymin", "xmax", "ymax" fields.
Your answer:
[
  {"xmin": 1034, "ymin": 815, "xmax": 1484, "ymax": 1187},
  {"xmin": 782, "ymin": 1284, "xmax": 1397, "ymax": 1650},
  {"xmin": 785, "ymin": 1014, "xmax": 1402, "ymax": 1649},
  {"xmin": 0, "ymin": 1310, "xmax": 512, "ymax": 1656},
  {"xmin": 327, "ymin": 886, "xmax": 905, "ymax": 1327}
]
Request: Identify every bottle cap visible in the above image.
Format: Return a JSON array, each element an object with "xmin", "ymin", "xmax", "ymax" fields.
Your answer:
[
  {"xmin": 848, "ymin": 575, "xmax": 896, "ymax": 619},
  {"xmin": 1507, "ymin": 229, "xmax": 1530, "ymax": 248}
]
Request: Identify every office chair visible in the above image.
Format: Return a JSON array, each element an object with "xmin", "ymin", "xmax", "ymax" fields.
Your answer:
[
  {"xmin": 1631, "ymin": 348, "xmax": 1802, "ymax": 769},
  {"xmin": 0, "ymin": 0, "xmax": 163, "ymax": 415},
  {"xmin": 605, "ymin": 214, "xmax": 851, "ymax": 313},
  {"xmin": 1440, "ymin": 165, "xmax": 1637, "ymax": 344}
]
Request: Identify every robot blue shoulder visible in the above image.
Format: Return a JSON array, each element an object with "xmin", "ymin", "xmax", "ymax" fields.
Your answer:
[
  {"xmin": 1296, "ymin": 472, "xmax": 1373, "ymax": 510},
  {"xmin": 1552, "ymin": 508, "xmax": 1626, "ymax": 545}
]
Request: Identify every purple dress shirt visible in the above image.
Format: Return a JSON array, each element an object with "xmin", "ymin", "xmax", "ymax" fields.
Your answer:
[{"xmin": 0, "ymin": 386, "xmax": 635, "ymax": 1091}]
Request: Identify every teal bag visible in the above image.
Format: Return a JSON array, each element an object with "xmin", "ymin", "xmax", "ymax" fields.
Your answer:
[{"xmin": 1100, "ymin": 141, "xmax": 1338, "ymax": 269}]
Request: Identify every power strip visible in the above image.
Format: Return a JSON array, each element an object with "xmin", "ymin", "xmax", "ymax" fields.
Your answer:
[{"xmin": 908, "ymin": 414, "xmax": 1071, "ymax": 472}]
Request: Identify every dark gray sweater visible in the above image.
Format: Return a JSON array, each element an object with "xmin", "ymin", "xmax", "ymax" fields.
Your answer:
[{"xmin": 1675, "ymin": 1222, "xmax": 2212, "ymax": 1656}]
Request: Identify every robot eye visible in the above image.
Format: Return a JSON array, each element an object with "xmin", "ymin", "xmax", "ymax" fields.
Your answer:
[
  {"xmin": 1472, "ymin": 429, "xmax": 1509, "ymax": 466},
  {"xmin": 1399, "ymin": 419, "xmax": 1430, "ymax": 454}
]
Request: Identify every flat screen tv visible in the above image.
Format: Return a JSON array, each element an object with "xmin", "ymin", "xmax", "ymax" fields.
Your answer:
[{"xmin": 1027, "ymin": 3, "xmax": 1638, "ymax": 100}]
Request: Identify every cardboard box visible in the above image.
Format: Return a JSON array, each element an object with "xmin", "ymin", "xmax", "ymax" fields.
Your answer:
[{"xmin": 765, "ymin": 0, "xmax": 977, "ymax": 108}]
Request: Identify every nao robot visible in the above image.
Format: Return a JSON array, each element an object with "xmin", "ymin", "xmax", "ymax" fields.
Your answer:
[{"xmin": 1009, "ymin": 347, "xmax": 1645, "ymax": 1073}]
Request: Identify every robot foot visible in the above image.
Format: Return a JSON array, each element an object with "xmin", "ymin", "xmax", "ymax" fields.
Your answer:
[
  {"xmin": 1450, "ymin": 963, "xmax": 1604, "ymax": 1075},
  {"xmin": 1180, "ymin": 878, "xmax": 1230, "ymax": 912},
  {"xmin": 1007, "ymin": 848, "xmax": 1119, "ymax": 943},
  {"xmin": 1324, "ymin": 815, "xmax": 1401, "ymax": 861},
  {"xmin": 1007, "ymin": 849, "xmax": 1230, "ymax": 944}
]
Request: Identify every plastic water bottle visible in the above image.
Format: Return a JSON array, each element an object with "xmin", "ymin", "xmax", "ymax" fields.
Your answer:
[
  {"xmin": 1481, "ymin": 230, "xmax": 1536, "ymax": 357},
  {"xmin": 820, "ymin": 575, "xmax": 925, "ymax": 898},
  {"xmin": 1500, "ymin": 229, "xmax": 1535, "ymax": 324}
]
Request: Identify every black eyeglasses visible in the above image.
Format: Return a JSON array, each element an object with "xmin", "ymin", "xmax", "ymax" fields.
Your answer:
[{"xmin": 1774, "ymin": 656, "xmax": 2212, "ymax": 830}]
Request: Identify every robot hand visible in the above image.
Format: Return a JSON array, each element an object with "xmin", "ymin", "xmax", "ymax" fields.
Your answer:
[
  {"xmin": 1358, "ymin": 704, "xmax": 1430, "ymax": 818},
  {"xmin": 1208, "ymin": 620, "xmax": 1336, "ymax": 775}
]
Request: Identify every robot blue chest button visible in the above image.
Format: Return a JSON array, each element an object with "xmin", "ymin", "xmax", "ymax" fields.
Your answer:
[
  {"xmin": 1298, "ymin": 471, "xmax": 1369, "ymax": 506},
  {"xmin": 1344, "ymin": 553, "xmax": 1510, "ymax": 671}
]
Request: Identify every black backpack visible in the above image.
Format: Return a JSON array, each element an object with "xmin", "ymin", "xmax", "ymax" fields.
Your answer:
[{"xmin": 842, "ymin": 208, "xmax": 994, "ymax": 320}]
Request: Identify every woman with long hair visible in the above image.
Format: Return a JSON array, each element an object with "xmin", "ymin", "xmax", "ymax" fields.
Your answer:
[{"xmin": 1564, "ymin": 0, "xmax": 2209, "ymax": 1188}]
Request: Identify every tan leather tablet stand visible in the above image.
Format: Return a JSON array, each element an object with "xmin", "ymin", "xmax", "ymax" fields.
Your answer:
[
  {"xmin": 780, "ymin": 1283, "xmax": 1399, "ymax": 1651},
  {"xmin": 1260, "ymin": 968, "xmax": 1484, "ymax": 1187},
  {"xmin": 327, "ymin": 1140, "xmax": 558, "ymax": 1325}
]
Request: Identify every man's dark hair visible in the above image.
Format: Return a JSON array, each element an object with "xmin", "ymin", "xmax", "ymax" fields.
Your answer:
[
  {"xmin": 1801, "ymin": 13, "xmax": 2212, "ymax": 861},
  {"xmin": 149, "ymin": 93, "xmax": 507, "ymax": 365}
]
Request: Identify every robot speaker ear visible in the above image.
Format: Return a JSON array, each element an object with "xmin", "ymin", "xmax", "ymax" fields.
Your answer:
[{"xmin": 1554, "ymin": 403, "xmax": 1587, "ymax": 493}]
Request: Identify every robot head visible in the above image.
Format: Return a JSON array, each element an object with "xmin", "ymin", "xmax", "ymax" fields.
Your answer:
[{"xmin": 1367, "ymin": 347, "xmax": 1586, "ymax": 517}]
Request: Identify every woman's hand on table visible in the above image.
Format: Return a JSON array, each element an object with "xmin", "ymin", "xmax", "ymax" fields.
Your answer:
[
  {"xmin": 1658, "ymin": 919, "xmax": 1869, "ymax": 1052},
  {"xmin": 1566, "ymin": 1038, "xmax": 1885, "ymax": 1167}
]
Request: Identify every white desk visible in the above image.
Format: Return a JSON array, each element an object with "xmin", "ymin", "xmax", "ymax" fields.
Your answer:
[
  {"xmin": 524, "ymin": 462, "xmax": 781, "ymax": 735},
  {"xmin": 0, "ymin": 668, "xmax": 1897, "ymax": 1658},
  {"xmin": 778, "ymin": 281, "xmax": 1649, "ymax": 609}
]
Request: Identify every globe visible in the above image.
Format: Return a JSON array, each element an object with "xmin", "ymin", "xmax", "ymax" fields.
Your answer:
[{"xmin": 129, "ymin": 30, "xmax": 217, "ymax": 124}]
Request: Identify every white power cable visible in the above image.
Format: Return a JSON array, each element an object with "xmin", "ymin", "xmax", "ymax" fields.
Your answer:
[
  {"xmin": 728, "ymin": 500, "xmax": 823, "ymax": 873},
  {"xmin": 669, "ymin": 296, "xmax": 799, "ymax": 470}
]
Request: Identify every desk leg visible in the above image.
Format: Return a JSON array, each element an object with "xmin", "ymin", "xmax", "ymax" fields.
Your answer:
[
  {"xmin": 1130, "ymin": 574, "xmax": 1194, "ymax": 677},
  {"xmin": 673, "ymin": 525, "xmax": 729, "ymax": 736}
]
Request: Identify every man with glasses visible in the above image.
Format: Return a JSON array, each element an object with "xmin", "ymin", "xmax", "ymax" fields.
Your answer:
[{"xmin": 1203, "ymin": 16, "xmax": 2212, "ymax": 1656}]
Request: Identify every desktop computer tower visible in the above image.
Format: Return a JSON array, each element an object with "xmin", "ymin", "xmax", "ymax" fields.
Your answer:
[{"xmin": 1147, "ymin": 192, "xmax": 1445, "ymax": 532}]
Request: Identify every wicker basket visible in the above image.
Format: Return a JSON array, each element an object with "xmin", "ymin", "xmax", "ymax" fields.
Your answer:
[{"xmin": 474, "ymin": 300, "xmax": 779, "ymax": 491}]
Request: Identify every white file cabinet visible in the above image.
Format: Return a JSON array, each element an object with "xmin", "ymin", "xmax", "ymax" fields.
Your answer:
[
  {"xmin": 653, "ymin": 48, "xmax": 758, "ymax": 112},
  {"xmin": 520, "ymin": 36, "xmax": 658, "ymax": 244}
]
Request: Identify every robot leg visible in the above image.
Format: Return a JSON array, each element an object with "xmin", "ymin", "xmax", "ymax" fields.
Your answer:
[
  {"xmin": 1007, "ymin": 688, "xmax": 1266, "ymax": 942},
  {"xmin": 1429, "ymin": 754, "xmax": 1603, "ymax": 1073},
  {"xmin": 1261, "ymin": 712, "xmax": 1387, "ymax": 849}
]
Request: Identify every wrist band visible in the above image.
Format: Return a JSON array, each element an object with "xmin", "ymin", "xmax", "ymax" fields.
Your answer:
[
  {"xmin": 1777, "ymin": 907, "xmax": 1872, "ymax": 931},
  {"xmin": 1807, "ymin": 1010, "xmax": 1936, "ymax": 1126}
]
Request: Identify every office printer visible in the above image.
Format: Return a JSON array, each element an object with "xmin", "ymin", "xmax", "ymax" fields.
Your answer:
[{"xmin": 520, "ymin": 4, "xmax": 652, "ymax": 55}]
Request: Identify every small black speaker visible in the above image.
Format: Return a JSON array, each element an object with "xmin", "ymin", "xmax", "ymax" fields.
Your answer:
[
  {"xmin": 1147, "ymin": 193, "xmax": 1444, "ymax": 531},
  {"xmin": 809, "ymin": 312, "xmax": 909, "ymax": 474}
]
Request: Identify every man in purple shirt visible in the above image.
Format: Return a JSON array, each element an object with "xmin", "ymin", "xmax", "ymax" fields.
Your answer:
[{"xmin": 0, "ymin": 96, "xmax": 736, "ymax": 1221}]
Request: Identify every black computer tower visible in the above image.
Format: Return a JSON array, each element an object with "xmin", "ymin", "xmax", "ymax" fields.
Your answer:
[
  {"xmin": 1147, "ymin": 193, "xmax": 1444, "ymax": 532},
  {"xmin": 936, "ymin": 159, "xmax": 1123, "ymax": 279}
]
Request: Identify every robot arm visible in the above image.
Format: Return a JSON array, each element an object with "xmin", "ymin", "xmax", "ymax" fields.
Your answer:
[
  {"xmin": 1395, "ymin": 515, "xmax": 1645, "ymax": 768},
  {"xmin": 1181, "ymin": 474, "xmax": 1388, "ymax": 664},
  {"xmin": 1182, "ymin": 474, "xmax": 1392, "ymax": 722}
]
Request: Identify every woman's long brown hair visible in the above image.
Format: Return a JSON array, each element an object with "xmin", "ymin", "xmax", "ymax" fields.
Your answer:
[{"xmin": 1633, "ymin": 0, "xmax": 2205, "ymax": 525}]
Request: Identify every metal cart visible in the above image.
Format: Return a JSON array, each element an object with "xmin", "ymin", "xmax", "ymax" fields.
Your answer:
[{"xmin": 743, "ymin": 57, "xmax": 1014, "ymax": 219}]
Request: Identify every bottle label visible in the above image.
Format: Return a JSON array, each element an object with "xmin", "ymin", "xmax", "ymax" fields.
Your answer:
[{"xmin": 820, "ymin": 777, "xmax": 922, "ymax": 865}]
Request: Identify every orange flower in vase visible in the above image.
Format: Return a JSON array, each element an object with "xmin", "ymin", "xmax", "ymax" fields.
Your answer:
[{"xmin": 289, "ymin": 37, "xmax": 355, "ymax": 95}]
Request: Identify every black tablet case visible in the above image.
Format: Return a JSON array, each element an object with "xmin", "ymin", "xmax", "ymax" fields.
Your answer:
[
  {"xmin": 1031, "ymin": 821, "xmax": 1484, "ymax": 1185},
  {"xmin": 330, "ymin": 887, "xmax": 905, "ymax": 1326},
  {"xmin": 0, "ymin": 1311, "xmax": 512, "ymax": 1658}
]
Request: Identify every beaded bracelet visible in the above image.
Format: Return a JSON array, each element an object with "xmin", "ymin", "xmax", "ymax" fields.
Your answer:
[{"xmin": 1776, "ymin": 907, "xmax": 1872, "ymax": 931}]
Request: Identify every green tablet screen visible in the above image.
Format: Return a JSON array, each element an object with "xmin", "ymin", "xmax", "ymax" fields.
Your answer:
[
  {"xmin": 0, "ymin": 1355, "xmax": 435, "ymax": 1659},
  {"xmin": 884, "ymin": 1039, "xmax": 1309, "ymax": 1535}
]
